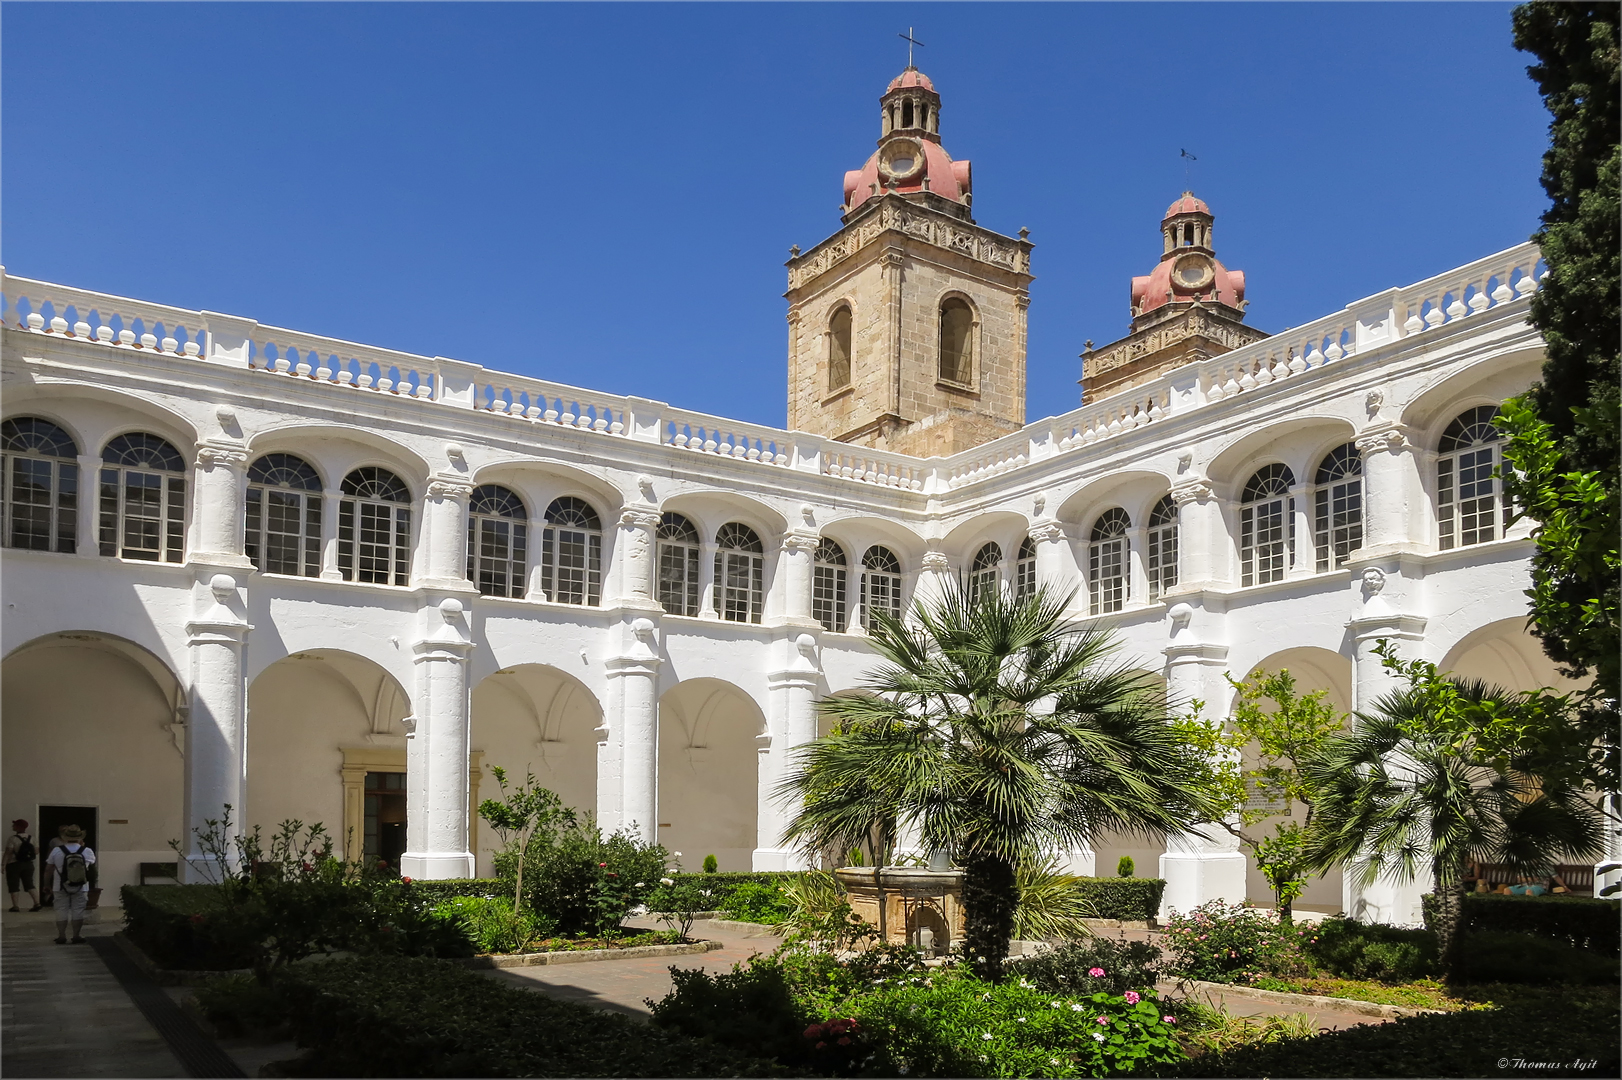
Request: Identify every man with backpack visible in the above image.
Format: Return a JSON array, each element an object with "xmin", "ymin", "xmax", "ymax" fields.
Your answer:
[
  {"xmin": 5, "ymin": 819, "xmax": 42, "ymax": 912},
  {"xmin": 45, "ymin": 824, "xmax": 95, "ymax": 944}
]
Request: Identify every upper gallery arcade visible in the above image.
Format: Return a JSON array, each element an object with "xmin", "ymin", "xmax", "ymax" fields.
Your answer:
[{"xmin": 2, "ymin": 65, "xmax": 1591, "ymax": 925}]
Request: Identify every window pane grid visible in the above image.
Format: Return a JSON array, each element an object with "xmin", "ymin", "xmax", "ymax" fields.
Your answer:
[
  {"xmin": 1088, "ymin": 536, "xmax": 1127, "ymax": 614},
  {"xmin": 813, "ymin": 563, "xmax": 847, "ymax": 632},
  {"xmin": 470, "ymin": 516, "xmax": 528, "ymax": 598},
  {"xmin": 1314, "ymin": 480, "xmax": 1363, "ymax": 572},
  {"xmin": 543, "ymin": 526, "xmax": 600, "ymax": 605},
  {"xmin": 717, "ymin": 550, "xmax": 764, "ymax": 623},
  {"xmin": 3, "ymin": 456, "xmax": 77, "ymax": 554}
]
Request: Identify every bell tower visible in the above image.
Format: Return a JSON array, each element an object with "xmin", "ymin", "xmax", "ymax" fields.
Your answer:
[{"xmin": 785, "ymin": 68, "xmax": 1033, "ymax": 458}]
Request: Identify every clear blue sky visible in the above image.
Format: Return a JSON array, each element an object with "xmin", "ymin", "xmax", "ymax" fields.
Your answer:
[{"xmin": 3, "ymin": 2, "xmax": 1548, "ymax": 429}]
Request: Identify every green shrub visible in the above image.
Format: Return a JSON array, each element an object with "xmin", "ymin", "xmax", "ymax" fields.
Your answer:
[
  {"xmin": 1450, "ymin": 930, "xmax": 1620, "ymax": 986},
  {"xmin": 645, "ymin": 872, "xmax": 806, "ymax": 913},
  {"xmin": 498, "ymin": 823, "xmax": 668, "ymax": 936},
  {"xmin": 722, "ymin": 880, "xmax": 794, "ymax": 925},
  {"xmin": 1071, "ymin": 876, "xmax": 1165, "ymax": 921},
  {"xmin": 1163, "ymin": 900, "xmax": 1310, "ymax": 985},
  {"xmin": 1010, "ymin": 937, "xmax": 1164, "ymax": 997},
  {"xmin": 1443, "ymin": 893, "xmax": 1620, "ymax": 955},
  {"xmin": 437, "ymin": 895, "xmax": 553, "ymax": 954},
  {"xmin": 271, "ymin": 955, "xmax": 781, "ymax": 1078},
  {"xmin": 1172, "ymin": 984, "xmax": 1620, "ymax": 1078},
  {"xmin": 402, "ymin": 878, "xmax": 506, "ymax": 905},
  {"xmin": 703, "ymin": 854, "xmax": 720, "ymax": 874},
  {"xmin": 192, "ymin": 973, "xmax": 289, "ymax": 1038},
  {"xmin": 1304, "ymin": 919, "xmax": 1437, "ymax": 982},
  {"xmin": 121, "ymin": 885, "xmax": 256, "ymax": 971},
  {"xmin": 1014, "ymin": 861, "xmax": 1096, "ymax": 942},
  {"xmin": 1116, "ymin": 857, "xmax": 1135, "ymax": 878},
  {"xmin": 650, "ymin": 957, "xmax": 815, "ymax": 1069}
]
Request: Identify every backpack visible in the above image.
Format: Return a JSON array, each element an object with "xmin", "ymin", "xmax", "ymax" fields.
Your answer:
[
  {"xmin": 59, "ymin": 845, "xmax": 89, "ymax": 892},
  {"xmin": 14, "ymin": 835, "xmax": 34, "ymax": 863}
]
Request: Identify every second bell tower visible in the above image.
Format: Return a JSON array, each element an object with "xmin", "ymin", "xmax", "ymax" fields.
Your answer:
[{"xmin": 785, "ymin": 68, "xmax": 1033, "ymax": 457}]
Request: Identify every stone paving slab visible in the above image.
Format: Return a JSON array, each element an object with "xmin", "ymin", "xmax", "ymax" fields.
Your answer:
[{"xmin": 2, "ymin": 907, "xmax": 185, "ymax": 1078}]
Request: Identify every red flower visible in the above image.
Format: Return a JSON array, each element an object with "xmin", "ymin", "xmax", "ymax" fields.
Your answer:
[
  {"xmin": 836, "ymin": 1037, "xmax": 851, "ymax": 1046},
  {"xmin": 401, "ymin": 876, "xmax": 412, "ymax": 884},
  {"xmin": 804, "ymin": 1025, "xmax": 823, "ymax": 1040},
  {"xmin": 815, "ymin": 1042, "xmax": 827, "ymax": 1050}
]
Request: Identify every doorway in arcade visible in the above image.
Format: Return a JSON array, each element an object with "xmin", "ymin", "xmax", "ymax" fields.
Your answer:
[{"xmin": 363, "ymin": 772, "xmax": 406, "ymax": 871}]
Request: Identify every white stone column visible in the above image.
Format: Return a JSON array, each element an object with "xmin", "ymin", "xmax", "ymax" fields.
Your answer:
[
  {"xmin": 401, "ymin": 597, "xmax": 475, "ymax": 879},
  {"xmin": 779, "ymin": 529, "xmax": 820, "ymax": 625},
  {"xmin": 1028, "ymin": 517, "xmax": 1078, "ymax": 600},
  {"xmin": 75, "ymin": 453, "xmax": 100, "ymax": 557},
  {"xmin": 1355, "ymin": 423, "xmax": 1424, "ymax": 554},
  {"xmin": 420, "ymin": 477, "xmax": 472, "ymax": 588},
  {"xmin": 697, "ymin": 541, "xmax": 719, "ymax": 619},
  {"xmin": 756, "ymin": 633, "xmax": 821, "ymax": 870},
  {"xmin": 191, "ymin": 440, "xmax": 253, "ymax": 568},
  {"xmin": 612, "ymin": 502, "xmax": 663, "ymax": 609},
  {"xmin": 912, "ymin": 549, "xmax": 953, "ymax": 613},
  {"xmin": 1157, "ymin": 602, "xmax": 1246, "ymax": 917},
  {"xmin": 601, "ymin": 618, "xmax": 661, "ymax": 843},
  {"xmin": 1170, "ymin": 478, "xmax": 1225, "ymax": 588},
  {"xmin": 319, "ymin": 490, "xmax": 343, "ymax": 579},
  {"xmin": 180, "ymin": 573, "xmax": 250, "ymax": 882},
  {"xmin": 1343, "ymin": 568, "xmax": 1429, "ymax": 925},
  {"xmin": 1289, "ymin": 484, "xmax": 1314, "ymax": 576}
]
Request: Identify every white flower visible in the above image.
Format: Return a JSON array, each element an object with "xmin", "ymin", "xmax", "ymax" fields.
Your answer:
[
  {"xmin": 1050, "ymin": 1001, "xmax": 1061, "ymax": 1008},
  {"xmin": 659, "ymin": 877, "xmax": 674, "ymax": 886},
  {"xmin": 1016, "ymin": 1017, "xmax": 1026, "ymax": 1023},
  {"xmin": 982, "ymin": 1033, "xmax": 993, "ymax": 1041},
  {"xmin": 673, "ymin": 852, "xmax": 683, "ymax": 857},
  {"xmin": 1091, "ymin": 1032, "xmax": 1105, "ymax": 1043},
  {"xmin": 1069, "ymin": 1003, "xmax": 1084, "ymax": 1012},
  {"xmin": 634, "ymin": 882, "xmax": 645, "ymax": 888}
]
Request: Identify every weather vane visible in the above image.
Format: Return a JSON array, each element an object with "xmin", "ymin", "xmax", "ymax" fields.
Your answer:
[
  {"xmin": 899, "ymin": 28, "xmax": 925, "ymax": 68},
  {"xmin": 1180, "ymin": 148, "xmax": 1198, "ymax": 189}
]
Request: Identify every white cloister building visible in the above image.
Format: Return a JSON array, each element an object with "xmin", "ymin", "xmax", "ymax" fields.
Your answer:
[{"xmin": 1, "ymin": 69, "xmax": 1569, "ymax": 927}]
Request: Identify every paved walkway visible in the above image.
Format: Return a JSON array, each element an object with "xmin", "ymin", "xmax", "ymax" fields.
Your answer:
[
  {"xmin": 1, "ymin": 904, "xmax": 185, "ymax": 1078},
  {"xmin": 491, "ymin": 919, "xmax": 1391, "ymax": 1032}
]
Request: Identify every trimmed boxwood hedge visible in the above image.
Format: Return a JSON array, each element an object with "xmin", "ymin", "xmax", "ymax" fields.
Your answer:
[
  {"xmin": 271, "ymin": 954, "xmax": 784, "ymax": 1077},
  {"xmin": 402, "ymin": 878, "xmax": 507, "ymax": 905},
  {"xmin": 121, "ymin": 884, "xmax": 256, "ymax": 970},
  {"xmin": 1073, "ymin": 876, "xmax": 1166, "ymax": 922},
  {"xmin": 1454, "ymin": 893, "xmax": 1619, "ymax": 955},
  {"xmin": 644, "ymin": 872, "xmax": 806, "ymax": 913},
  {"xmin": 1167, "ymin": 984, "xmax": 1620, "ymax": 1078}
]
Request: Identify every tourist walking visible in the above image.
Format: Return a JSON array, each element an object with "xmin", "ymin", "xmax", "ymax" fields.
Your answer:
[
  {"xmin": 44, "ymin": 825, "xmax": 95, "ymax": 944},
  {"xmin": 5, "ymin": 819, "xmax": 42, "ymax": 912}
]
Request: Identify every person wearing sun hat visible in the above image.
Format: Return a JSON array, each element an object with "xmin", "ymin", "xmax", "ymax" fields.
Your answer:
[
  {"xmin": 4, "ymin": 819, "xmax": 41, "ymax": 913},
  {"xmin": 45, "ymin": 824, "xmax": 95, "ymax": 944}
]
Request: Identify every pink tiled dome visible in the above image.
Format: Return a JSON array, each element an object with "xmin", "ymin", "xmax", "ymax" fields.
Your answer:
[
  {"xmin": 1164, "ymin": 192, "xmax": 1211, "ymax": 219},
  {"xmin": 887, "ymin": 67, "xmax": 936, "ymax": 93}
]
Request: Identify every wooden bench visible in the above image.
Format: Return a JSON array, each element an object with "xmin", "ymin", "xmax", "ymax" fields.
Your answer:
[{"xmin": 1469, "ymin": 862, "xmax": 1594, "ymax": 896}]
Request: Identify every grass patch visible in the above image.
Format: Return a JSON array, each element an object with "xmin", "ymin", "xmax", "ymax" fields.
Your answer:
[{"xmin": 514, "ymin": 929, "xmax": 685, "ymax": 953}]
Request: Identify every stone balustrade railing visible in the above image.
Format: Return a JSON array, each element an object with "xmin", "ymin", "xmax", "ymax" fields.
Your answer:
[{"xmin": 2, "ymin": 240, "xmax": 1542, "ymax": 495}]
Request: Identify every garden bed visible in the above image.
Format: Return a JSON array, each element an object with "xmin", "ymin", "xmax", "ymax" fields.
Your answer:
[
  {"xmin": 1178, "ymin": 977, "xmax": 1444, "ymax": 1018},
  {"xmin": 464, "ymin": 938, "xmax": 723, "ymax": 969}
]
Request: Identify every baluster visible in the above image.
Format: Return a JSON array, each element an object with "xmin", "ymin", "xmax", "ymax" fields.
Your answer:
[
  {"xmin": 1467, "ymin": 278, "xmax": 1490, "ymax": 314},
  {"xmin": 1515, "ymin": 266, "xmax": 1538, "ymax": 298},
  {"xmin": 1490, "ymin": 276, "xmax": 1514, "ymax": 305},
  {"xmin": 1445, "ymin": 289, "xmax": 1468, "ymax": 321}
]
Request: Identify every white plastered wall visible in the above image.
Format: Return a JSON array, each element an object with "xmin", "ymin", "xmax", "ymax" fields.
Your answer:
[{"xmin": 658, "ymin": 678, "xmax": 762, "ymax": 871}]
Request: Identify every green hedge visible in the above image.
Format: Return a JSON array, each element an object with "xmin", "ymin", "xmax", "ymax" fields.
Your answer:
[
  {"xmin": 1455, "ymin": 893, "xmax": 1619, "ymax": 955},
  {"xmin": 404, "ymin": 878, "xmax": 508, "ymax": 905},
  {"xmin": 644, "ymin": 872, "xmax": 806, "ymax": 912},
  {"xmin": 1073, "ymin": 876, "xmax": 1166, "ymax": 922},
  {"xmin": 272, "ymin": 954, "xmax": 781, "ymax": 1077},
  {"xmin": 121, "ymin": 885, "xmax": 256, "ymax": 971},
  {"xmin": 1169, "ymin": 985, "xmax": 1620, "ymax": 1078}
]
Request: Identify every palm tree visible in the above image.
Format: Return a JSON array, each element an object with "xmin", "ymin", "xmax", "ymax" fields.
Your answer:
[
  {"xmin": 777, "ymin": 582, "xmax": 1221, "ymax": 981},
  {"xmin": 1304, "ymin": 664, "xmax": 1605, "ymax": 967}
]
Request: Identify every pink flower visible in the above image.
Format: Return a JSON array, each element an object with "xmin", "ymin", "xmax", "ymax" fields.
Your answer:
[
  {"xmin": 1096, "ymin": 1016, "xmax": 1109, "ymax": 1025},
  {"xmin": 1163, "ymin": 1015, "xmax": 1177, "ymax": 1024},
  {"xmin": 1124, "ymin": 991, "xmax": 1140, "ymax": 1004},
  {"xmin": 1088, "ymin": 967, "xmax": 1105, "ymax": 977},
  {"xmin": 837, "ymin": 1037, "xmax": 851, "ymax": 1046}
]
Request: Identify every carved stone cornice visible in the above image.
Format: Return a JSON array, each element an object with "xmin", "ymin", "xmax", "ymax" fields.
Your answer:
[
  {"xmin": 1027, "ymin": 519, "xmax": 1065, "ymax": 544},
  {"xmin": 195, "ymin": 442, "xmax": 248, "ymax": 469},
  {"xmin": 786, "ymin": 197, "xmax": 1032, "ymax": 292},
  {"xmin": 1354, "ymin": 422, "xmax": 1415, "ymax": 457},
  {"xmin": 426, "ymin": 478, "xmax": 474, "ymax": 501},
  {"xmin": 1170, "ymin": 479, "xmax": 1214, "ymax": 506}
]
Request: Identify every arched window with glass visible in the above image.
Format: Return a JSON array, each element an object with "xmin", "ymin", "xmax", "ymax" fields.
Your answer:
[
  {"xmin": 1240, "ymin": 464, "xmax": 1295, "ymax": 587},
  {"xmin": 812, "ymin": 537, "xmax": 847, "ymax": 632},
  {"xmin": 468, "ymin": 485, "xmax": 528, "ymax": 598},
  {"xmin": 540, "ymin": 497, "xmax": 601, "ymax": 606},
  {"xmin": 1146, "ymin": 495, "xmax": 1178, "ymax": 601},
  {"xmin": 828, "ymin": 306, "xmax": 853, "ymax": 392},
  {"xmin": 1438, "ymin": 406, "xmax": 1506, "ymax": 549},
  {"xmin": 1313, "ymin": 443, "xmax": 1363, "ymax": 571},
  {"xmin": 246, "ymin": 453, "xmax": 322, "ymax": 577},
  {"xmin": 715, "ymin": 522, "xmax": 764, "ymax": 623},
  {"xmin": 657, "ymin": 512, "xmax": 701, "ymax": 616},
  {"xmin": 339, "ymin": 467, "xmax": 411, "ymax": 585},
  {"xmin": 969, "ymin": 542, "xmax": 1002, "ymax": 603},
  {"xmin": 2, "ymin": 417, "xmax": 78, "ymax": 554},
  {"xmin": 938, "ymin": 297, "xmax": 974, "ymax": 385},
  {"xmin": 860, "ymin": 546, "xmax": 902, "ymax": 630},
  {"xmin": 1088, "ymin": 508, "xmax": 1131, "ymax": 614},
  {"xmin": 100, "ymin": 433, "xmax": 185, "ymax": 563},
  {"xmin": 1014, "ymin": 537, "xmax": 1038, "ymax": 601}
]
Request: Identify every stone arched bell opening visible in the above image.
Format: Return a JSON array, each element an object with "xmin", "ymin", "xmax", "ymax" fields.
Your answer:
[
  {"xmin": 2, "ymin": 631, "xmax": 184, "ymax": 891},
  {"xmin": 471, "ymin": 664, "xmax": 601, "ymax": 877},
  {"xmin": 247, "ymin": 650, "xmax": 413, "ymax": 869},
  {"xmin": 658, "ymin": 678, "xmax": 763, "ymax": 872},
  {"xmin": 1233, "ymin": 647, "xmax": 1354, "ymax": 912}
]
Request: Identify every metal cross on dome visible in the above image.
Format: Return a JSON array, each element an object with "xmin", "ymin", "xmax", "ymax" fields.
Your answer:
[{"xmin": 899, "ymin": 28, "xmax": 925, "ymax": 68}]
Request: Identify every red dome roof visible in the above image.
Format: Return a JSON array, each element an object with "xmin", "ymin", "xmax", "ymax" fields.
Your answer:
[
  {"xmin": 843, "ymin": 137, "xmax": 970, "ymax": 214},
  {"xmin": 1132, "ymin": 257, "xmax": 1246, "ymax": 316},
  {"xmin": 1164, "ymin": 192, "xmax": 1211, "ymax": 219},
  {"xmin": 887, "ymin": 67, "xmax": 936, "ymax": 93}
]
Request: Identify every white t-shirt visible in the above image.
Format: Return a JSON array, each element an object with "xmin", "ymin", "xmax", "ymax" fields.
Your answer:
[{"xmin": 46, "ymin": 843, "xmax": 95, "ymax": 885}]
